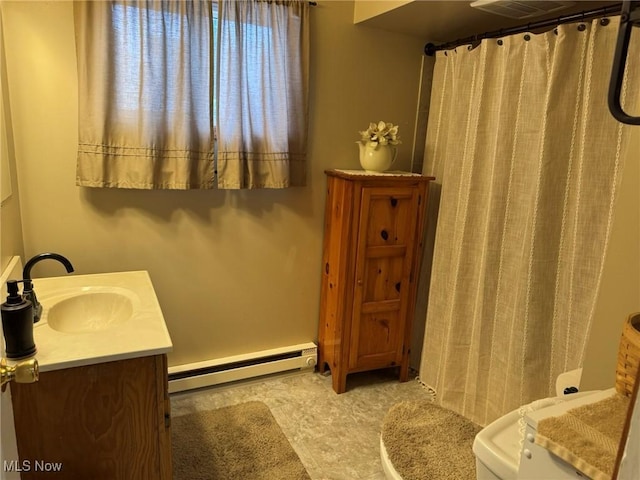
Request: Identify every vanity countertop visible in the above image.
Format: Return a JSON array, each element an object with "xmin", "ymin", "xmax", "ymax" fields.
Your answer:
[{"xmin": 26, "ymin": 270, "xmax": 172, "ymax": 372}]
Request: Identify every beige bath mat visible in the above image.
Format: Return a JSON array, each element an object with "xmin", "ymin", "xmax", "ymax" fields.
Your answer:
[{"xmin": 172, "ymin": 401, "xmax": 310, "ymax": 480}]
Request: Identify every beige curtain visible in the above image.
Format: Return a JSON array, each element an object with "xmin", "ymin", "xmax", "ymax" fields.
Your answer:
[
  {"xmin": 74, "ymin": 1, "xmax": 214, "ymax": 189},
  {"xmin": 216, "ymin": 0, "xmax": 309, "ymax": 189},
  {"xmin": 420, "ymin": 18, "xmax": 640, "ymax": 426}
]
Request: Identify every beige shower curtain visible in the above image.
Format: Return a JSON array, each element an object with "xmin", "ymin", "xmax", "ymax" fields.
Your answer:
[{"xmin": 419, "ymin": 18, "xmax": 640, "ymax": 426}]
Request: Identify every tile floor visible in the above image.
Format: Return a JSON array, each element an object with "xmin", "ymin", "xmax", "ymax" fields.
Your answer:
[{"xmin": 170, "ymin": 368, "xmax": 432, "ymax": 480}]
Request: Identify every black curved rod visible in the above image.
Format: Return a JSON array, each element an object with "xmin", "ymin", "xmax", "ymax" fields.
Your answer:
[
  {"xmin": 608, "ymin": 0, "xmax": 640, "ymax": 125},
  {"xmin": 23, "ymin": 253, "xmax": 74, "ymax": 280}
]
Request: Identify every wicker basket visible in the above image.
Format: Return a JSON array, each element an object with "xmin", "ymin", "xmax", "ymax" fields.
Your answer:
[{"xmin": 615, "ymin": 312, "xmax": 640, "ymax": 397}]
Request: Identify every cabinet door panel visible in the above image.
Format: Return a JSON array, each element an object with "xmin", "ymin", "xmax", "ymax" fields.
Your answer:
[
  {"xmin": 353, "ymin": 310, "xmax": 403, "ymax": 368},
  {"xmin": 11, "ymin": 356, "xmax": 167, "ymax": 480},
  {"xmin": 365, "ymin": 189, "xmax": 415, "ymax": 247},
  {"xmin": 363, "ymin": 255, "xmax": 405, "ymax": 303},
  {"xmin": 350, "ymin": 186, "xmax": 420, "ymax": 370}
]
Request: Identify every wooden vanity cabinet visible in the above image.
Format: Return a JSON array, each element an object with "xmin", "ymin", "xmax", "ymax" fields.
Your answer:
[
  {"xmin": 11, "ymin": 354, "xmax": 172, "ymax": 480},
  {"xmin": 318, "ymin": 170, "xmax": 433, "ymax": 394}
]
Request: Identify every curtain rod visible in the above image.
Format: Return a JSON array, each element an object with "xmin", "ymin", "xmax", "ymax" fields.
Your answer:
[{"xmin": 424, "ymin": 2, "xmax": 623, "ymax": 56}]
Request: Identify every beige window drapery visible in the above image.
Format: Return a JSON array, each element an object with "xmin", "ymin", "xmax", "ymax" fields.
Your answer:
[
  {"xmin": 74, "ymin": 0, "xmax": 309, "ymax": 190},
  {"xmin": 419, "ymin": 18, "xmax": 640, "ymax": 426},
  {"xmin": 74, "ymin": 0, "xmax": 214, "ymax": 189},
  {"xmin": 216, "ymin": 0, "xmax": 309, "ymax": 189}
]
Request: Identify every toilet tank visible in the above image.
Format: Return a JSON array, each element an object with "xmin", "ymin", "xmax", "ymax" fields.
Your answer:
[
  {"xmin": 473, "ymin": 390, "xmax": 596, "ymax": 480},
  {"xmin": 473, "ymin": 408, "xmax": 521, "ymax": 480},
  {"xmin": 519, "ymin": 389, "xmax": 617, "ymax": 480},
  {"xmin": 517, "ymin": 422, "xmax": 588, "ymax": 479}
]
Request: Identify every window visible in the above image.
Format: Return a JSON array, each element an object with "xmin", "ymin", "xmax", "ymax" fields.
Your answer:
[{"xmin": 74, "ymin": 0, "xmax": 308, "ymax": 190}]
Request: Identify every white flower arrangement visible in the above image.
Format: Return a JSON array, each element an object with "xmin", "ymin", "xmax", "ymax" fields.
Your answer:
[{"xmin": 358, "ymin": 121, "xmax": 401, "ymax": 148}]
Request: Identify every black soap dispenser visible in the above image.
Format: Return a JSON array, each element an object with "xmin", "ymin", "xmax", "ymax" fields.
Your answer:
[{"xmin": 1, "ymin": 280, "xmax": 36, "ymax": 359}]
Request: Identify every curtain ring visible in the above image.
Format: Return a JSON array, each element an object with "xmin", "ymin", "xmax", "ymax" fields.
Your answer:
[{"xmin": 600, "ymin": 18, "xmax": 610, "ymax": 26}]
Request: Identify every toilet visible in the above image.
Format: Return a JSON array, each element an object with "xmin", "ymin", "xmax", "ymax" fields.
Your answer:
[
  {"xmin": 473, "ymin": 387, "xmax": 616, "ymax": 480},
  {"xmin": 380, "ymin": 394, "xmax": 595, "ymax": 480},
  {"xmin": 472, "ymin": 367, "xmax": 627, "ymax": 480},
  {"xmin": 381, "ymin": 369, "xmax": 604, "ymax": 480}
]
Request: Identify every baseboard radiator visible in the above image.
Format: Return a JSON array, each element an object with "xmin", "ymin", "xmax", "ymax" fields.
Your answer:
[{"xmin": 168, "ymin": 342, "xmax": 318, "ymax": 394}]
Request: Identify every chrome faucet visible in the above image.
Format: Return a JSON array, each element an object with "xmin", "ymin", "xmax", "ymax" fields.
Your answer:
[{"xmin": 22, "ymin": 253, "xmax": 74, "ymax": 323}]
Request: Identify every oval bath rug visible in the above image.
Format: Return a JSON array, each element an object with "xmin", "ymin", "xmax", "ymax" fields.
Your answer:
[{"xmin": 381, "ymin": 400, "xmax": 481, "ymax": 480}]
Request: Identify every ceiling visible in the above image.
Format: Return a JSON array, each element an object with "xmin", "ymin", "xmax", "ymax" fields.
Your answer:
[{"xmin": 355, "ymin": 1, "xmax": 621, "ymax": 44}]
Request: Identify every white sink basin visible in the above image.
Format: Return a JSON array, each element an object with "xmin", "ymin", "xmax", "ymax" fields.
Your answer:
[
  {"xmin": 45, "ymin": 287, "xmax": 136, "ymax": 333},
  {"xmin": 28, "ymin": 271, "xmax": 172, "ymax": 372}
]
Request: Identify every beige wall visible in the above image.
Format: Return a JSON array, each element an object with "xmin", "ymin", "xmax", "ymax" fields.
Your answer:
[
  {"xmin": 0, "ymin": 3, "xmax": 25, "ymax": 272},
  {"xmin": 581, "ymin": 129, "xmax": 640, "ymax": 391},
  {"xmin": 0, "ymin": 1, "xmax": 426, "ymax": 367}
]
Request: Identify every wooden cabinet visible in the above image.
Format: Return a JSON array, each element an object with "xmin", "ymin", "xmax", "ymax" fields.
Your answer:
[
  {"xmin": 318, "ymin": 170, "xmax": 433, "ymax": 393},
  {"xmin": 11, "ymin": 354, "xmax": 172, "ymax": 480}
]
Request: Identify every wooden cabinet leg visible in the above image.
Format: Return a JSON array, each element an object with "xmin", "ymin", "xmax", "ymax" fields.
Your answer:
[
  {"xmin": 331, "ymin": 365, "xmax": 347, "ymax": 394},
  {"xmin": 399, "ymin": 362, "xmax": 410, "ymax": 383}
]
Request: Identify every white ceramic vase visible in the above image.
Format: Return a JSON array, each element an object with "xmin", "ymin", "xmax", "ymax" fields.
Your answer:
[{"xmin": 358, "ymin": 142, "xmax": 397, "ymax": 173}]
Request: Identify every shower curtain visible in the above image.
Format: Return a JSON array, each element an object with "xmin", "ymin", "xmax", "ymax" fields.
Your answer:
[{"xmin": 419, "ymin": 18, "xmax": 640, "ymax": 426}]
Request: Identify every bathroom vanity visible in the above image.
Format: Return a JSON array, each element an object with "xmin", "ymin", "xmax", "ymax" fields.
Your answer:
[
  {"xmin": 318, "ymin": 170, "xmax": 433, "ymax": 393},
  {"xmin": 8, "ymin": 271, "xmax": 173, "ymax": 479},
  {"xmin": 11, "ymin": 355, "xmax": 171, "ymax": 479}
]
